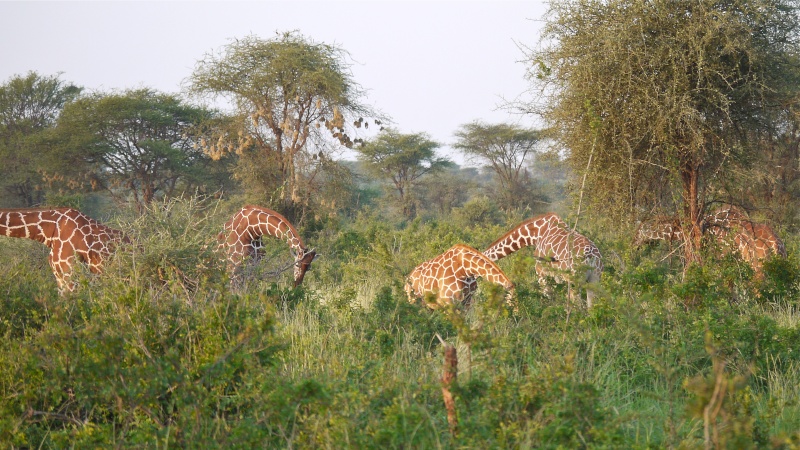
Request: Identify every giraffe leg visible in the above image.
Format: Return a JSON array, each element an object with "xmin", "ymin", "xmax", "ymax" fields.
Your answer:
[
  {"xmin": 584, "ymin": 267, "xmax": 602, "ymax": 309},
  {"xmin": 49, "ymin": 255, "xmax": 74, "ymax": 294},
  {"xmin": 404, "ymin": 281, "xmax": 416, "ymax": 304},
  {"xmin": 535, "ymin": 263, "xmax": 555, "ymax": 297},
  {"xmin": 505, "ymin": 290, "xmax": 518, "ymax": 313},
  {"xmin": 461, "ymin": 278, "xmax": 478, "ymax": 309}
]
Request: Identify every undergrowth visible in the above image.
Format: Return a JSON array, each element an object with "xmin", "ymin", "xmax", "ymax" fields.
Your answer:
[{"xmin": 0, "ymin": 198, "xmax": 799, "ymax": 448}]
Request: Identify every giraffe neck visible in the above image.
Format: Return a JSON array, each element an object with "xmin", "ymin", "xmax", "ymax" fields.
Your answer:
[
  {"xmin": 260, "ymin": 218, "xmax": 305, "ymax": 254},
  {"xmin": 246, "ymin": 207, "xmax": 307, "ymax": 255},
  {"xmin": 221, "ymin": 205, "xmax": 316, "ymax": 288},
  {"xmin": 483, "ymin": 213, "xmax": 564, "ymax": 261},
  {"xmin": 456, "ymin": 245, "xmax": 513, "ymax": 289}
]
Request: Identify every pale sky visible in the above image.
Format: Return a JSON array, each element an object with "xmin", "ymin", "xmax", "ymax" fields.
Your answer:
[{"xmin": 0, "ymin": 1, "xmax": 549, "ymax": 165}]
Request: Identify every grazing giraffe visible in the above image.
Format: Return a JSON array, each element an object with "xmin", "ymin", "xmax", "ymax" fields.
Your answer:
[
  {"xmin": 218, "ymin": 205, "xmax": 316, "ymax": 287},
  {"xmin": 635, "ymin": 207, "xmax": 786, "ymax": 278},
  {"xmin": 0, "ymin": 208, "xmax": 128, "ymax": 293},
  {"xmin": 633, "ymin": 209, "xmax": 748, "ymax": 247},
  {"xmin": 703, "ymin": 207, "xmax": 786, "ymax": 278},
  {"xmin": 405, "ymin": 244, "xmax": 516, "ymax": 310},
  {"xmin": 634, "ymin": 216, "xmax": 684, "ymax": 246},
  {"xmin": 482, "ymin": 213, "xmax": 603, "ymax": 308}
]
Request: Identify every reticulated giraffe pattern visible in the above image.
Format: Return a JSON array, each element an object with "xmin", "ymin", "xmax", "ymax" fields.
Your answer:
[
  {"xmin": 635, "ymin": 207, "xmax": 786, "ymax": 278},
  {"xmin": 483, "ymin": 213, "xmax": 603, "ymax": 308},
  {"xmin": 0, "ymin": 208, "xmax": 128, "ymax": 293},
  {"xmin": 634, "ymin": 216, "xmax": 684, "ymax": 246},
  {"xmin": 703, "ymin": 207, "xmax": 786, "ymax": 277},
  {"xmin": 404, "ymin": 244, "xmax": 516, "ymax": 310},
  {"xmin": 218, "ymin": 205, "xmax": 316, "ymax": 287}
]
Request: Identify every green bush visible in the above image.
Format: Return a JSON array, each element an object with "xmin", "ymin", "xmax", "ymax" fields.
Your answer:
[{"xmin": 1, "ymin": 197, "xmax": 799, "ymax": 447}]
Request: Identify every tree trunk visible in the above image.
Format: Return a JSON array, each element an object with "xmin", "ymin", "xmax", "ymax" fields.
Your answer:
[{"xmin": 681, "ymin": 158, "xmax": 703, "ymax": 266}]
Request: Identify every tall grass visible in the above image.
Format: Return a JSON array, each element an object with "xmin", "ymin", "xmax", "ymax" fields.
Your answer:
[{"xmin": 0, "ymin": 198, "xmax": 799, "ymax": 448}]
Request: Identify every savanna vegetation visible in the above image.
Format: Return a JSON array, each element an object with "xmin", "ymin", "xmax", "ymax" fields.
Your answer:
[{"xmin": 2, "ymin": 2, "xmax": 800, "ymax": 448}]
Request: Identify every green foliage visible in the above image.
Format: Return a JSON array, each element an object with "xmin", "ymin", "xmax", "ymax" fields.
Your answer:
[
  {"xmin": 1, "ymin": 197, "xmax": 799, "ymax": 448},
  {"xmin": 452, "ymin": 195, "xmax": 503, "ymax": 228},
  {"xmin": 760, "ymin": 254, "xmax": 800, "ymax": 301},
  {"xmin": 0, "ymin": 71, "xmax": 81, "ymax": 207},
  {"xmin": 54, "ymin": 88, "xmax": 220, "ymax": 212},
  {"xmin": 355, "ymin": 128, "xmax": 453, "ymax": 219}
]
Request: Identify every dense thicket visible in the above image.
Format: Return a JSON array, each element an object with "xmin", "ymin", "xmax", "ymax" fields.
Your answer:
[{"xmin": 0, "ymin": 197, "xmax": 799, "ymax": 448}]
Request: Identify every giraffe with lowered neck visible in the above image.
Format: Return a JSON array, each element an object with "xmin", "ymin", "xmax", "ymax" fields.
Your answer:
[
  {"xmin": 635, "ymin": 207, "xmax": 786, "ymax": 278},
  {"xmin": 218, "ymin": 205, "xmax": 316, "ymax": 287},
  {"xmin": 405, "ymin": 244, "xmax": 516, "ymax": 310},
  {"xmin": 482, "ymin": 213, "xmax": 603, "ymax": 308},
  {"xmin": 0, "ymin": 208, "xmax": 128, "ymax": 293},
  {"xmin": 703, "ymin": 207, "xmax": 786, "ymax": 278}
]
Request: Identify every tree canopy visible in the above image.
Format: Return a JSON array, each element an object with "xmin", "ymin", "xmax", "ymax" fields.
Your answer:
[
  {"xmin": 527, "ymin": 0, "xmax": 800, "ymax": 262},
  {"xmin": 355, "ymin": 128, "xmax": 452, "ymax": 219},
  {"xmin": 55, "ymin": 89, "xmax": 217, "ymax": 211},
  {"xmin": 188, "ymin": 32, "xmax": 379, "ymax": 220},
  {"xmin": 454, "ymin": 121, "xmax": 544, "ymax": 210},
  {"xmin": 0, "ymin": 72, "xmax": 81, "ymax": 206}
]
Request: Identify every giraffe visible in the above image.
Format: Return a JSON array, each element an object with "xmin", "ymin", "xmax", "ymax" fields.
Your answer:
[
  {"xmin": 633, "ymin": 208, "xmax": 747, "ymax": 247},
  {"xmin": 0, "ymin": 207, "xmax": 128, "ymax": 293},
  {"xmin": 404, "ymin": 244, "xmax": 516, "ymax": 310},
  {"xmin": 482, "ymin": 213, "xmax": 603, "ymax": 308},
  {"xmin": 634, "ymin": 216, "xmax": 684, "ymax": 246},
  {"xmin": 218, "ymin": 205, "xmax": 316, "ymax": 288},
  {"xmin": 702, "ymin": 207, "xmax": 786, "ymax": 277},
  {"xmin": 634, "ymin": 207, "xmax": 786, "ymax": 278}
]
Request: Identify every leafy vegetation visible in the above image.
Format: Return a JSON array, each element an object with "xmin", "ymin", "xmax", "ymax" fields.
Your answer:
[
  {"xmin": 1, "ymin": 6, "xmax": 800, "ymax": 448},
  {"xmin": 526, "ymin": 0, "xmax": 800, "ymax": 262},
  {"xmin": 0, "ymin": 197, "xmax": 798, "ymax": 448}
]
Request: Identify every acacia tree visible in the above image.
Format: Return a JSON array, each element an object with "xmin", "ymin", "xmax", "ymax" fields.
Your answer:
[
  {"xmin": 355, "ymin": 128, "xmax": 452, "ymax": 218},
  {"xmin": 527, "ymin": 0, "xmax": 800, "ymax": 263},
  {"xmin": 56, "ymin": 89, "xmax": 217, "ymax": 212},
  {"xmin": 188, "ymin": 32, "xmax": 378, "ymax": 220},
  {"xmin": 0, "ymin": 72, "xmax": 81, "ymax": 206},
  {"xmin": 454, "ymin": 121, "xmax": 544, "ymax": 210},
  {"xmin": 725, "ymin": 100, "xmax": 800, "ymax": 228}
]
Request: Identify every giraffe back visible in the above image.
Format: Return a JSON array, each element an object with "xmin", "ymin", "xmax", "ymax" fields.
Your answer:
[
  {"xmin": 703, "ymin": 207, "xmax": 785, "ymax": 277},
  {"xmin": 634, "ymin": 216, "xmax": 683, "ymax": 246},
  {"xmin": 405, "ymin": 244, "xmax": 514, "ymax": 308},
  {"xmin": 219, "ymin": 205, "xmax": 315, "ymax": 287},
  {"xmin": 727, "ymin": 222, "xmax": 785, "ymax": 271},
  {"xmin": 486, "ymin": 213, "xmax": 603, "ymax": 280},
  {"xmin": 0, "ymin": 208, "xmax": 127, "ymax": 292}
]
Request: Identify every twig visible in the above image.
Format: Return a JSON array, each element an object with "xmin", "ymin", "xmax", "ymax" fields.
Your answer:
[{"xmin": 441, "ymin": 343, "xmax": 459, "ymax": 437}]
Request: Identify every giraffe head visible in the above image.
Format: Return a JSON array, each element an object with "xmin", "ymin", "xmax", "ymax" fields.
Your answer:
[{"xmin": 293, "ymin": 248, "xmax": 317, "ymax": 287}]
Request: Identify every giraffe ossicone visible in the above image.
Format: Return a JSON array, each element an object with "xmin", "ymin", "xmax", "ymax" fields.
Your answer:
[
  {"xmin": 0, "ymin": 207, "xmax": 128, "ymax": 293},
  {"xmin": 483, "ymin": 213, "xmax": 603, "ymax": 308},
  {"xmin": 405, "ymin": 244, "xmax": 516, "ymax": 310},
  {"xmin": 218, "ymin": 205, "xmax": 316, "ymax": 287}
]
